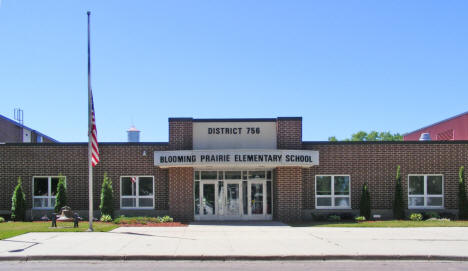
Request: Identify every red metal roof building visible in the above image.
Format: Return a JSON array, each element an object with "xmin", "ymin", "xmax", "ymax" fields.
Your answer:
[{"xmin": 404, "ymin": 111, "xmax": 468, "ymax": 141}]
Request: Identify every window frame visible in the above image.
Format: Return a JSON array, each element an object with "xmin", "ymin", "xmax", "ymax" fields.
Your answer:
[
  {"xmin": 120, "ymin": 176, "xmax": 155, "ymax": 209},
  {"xmin": 408, "ymin": 174, "xmax": 444, "ymax": 209},
  {"xmin": 315, "ymin": 175, "xmax": 351, "ymax": 209},
  {"xmin": 32, "ymin": 176, "xmax": 65, "ymax": 209}
]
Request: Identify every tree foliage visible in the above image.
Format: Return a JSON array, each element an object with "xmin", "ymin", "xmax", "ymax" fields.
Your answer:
[
  {"xmin": 328, "ymin": 131, "xmax": 403, "ymax": 141},
  {"xmin": 11, "ymin": 177, "xmax": 26, "ymax": 221},
  {"xmin": 54, "ymin": 175, "xmax": 67, "ymax": 213},
  {"xmin": 393, "ymin": 165, "xmax": 405, "ymax": 219},
  {"xmin": 99, "ymin": 172, "xmax": 114, "ymax": 218},
  {"xmin": 359, "ymin": 183, "xmax": 371, "ymax": 220},
  {"xmin": 459, "ymin": 166, "xmax": 468, "ymax": 219}
]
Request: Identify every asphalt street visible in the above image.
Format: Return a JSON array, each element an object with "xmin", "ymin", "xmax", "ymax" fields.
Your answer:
[{"xmin": 1, "ymin": 260, "xmax": 468, "ymax": 271}]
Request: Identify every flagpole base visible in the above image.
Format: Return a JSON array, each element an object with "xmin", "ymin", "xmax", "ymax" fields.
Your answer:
[{"xmin": 86, "ymin": 228, "xmax": 94, "ymax": 232}]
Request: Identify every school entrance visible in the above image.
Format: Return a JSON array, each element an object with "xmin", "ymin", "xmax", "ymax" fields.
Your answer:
[{"xmin": 194, "ymin": 170, "xmax": 273, "ymax": 220}]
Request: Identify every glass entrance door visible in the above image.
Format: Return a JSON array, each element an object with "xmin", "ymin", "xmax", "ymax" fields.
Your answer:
[
  {"xmin": 195, "ymin": 170, "xmax": 273, "ymax": 221},
  {"xmin": 225, "ymin": 181, "xmax": 242, "ymax": 218}
]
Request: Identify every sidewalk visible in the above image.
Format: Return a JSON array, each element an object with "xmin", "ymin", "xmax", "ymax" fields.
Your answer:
[{"xmin": 1, "ymin": 222, "xmax": 468, "ymax": 261}]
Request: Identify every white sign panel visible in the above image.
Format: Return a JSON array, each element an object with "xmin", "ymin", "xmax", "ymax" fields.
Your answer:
[
  {"xmin": 155, "ymin": 149, "xmax": 319, "ymax": 168},
  {"xmin": 193, "ymin": 121, "xmax": 277, "ymax": 150}
]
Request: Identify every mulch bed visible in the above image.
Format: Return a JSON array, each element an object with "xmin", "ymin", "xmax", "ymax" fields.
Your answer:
[{"xmin": 116, "ymin": 222, "xmax": 187, "ymax": 227}]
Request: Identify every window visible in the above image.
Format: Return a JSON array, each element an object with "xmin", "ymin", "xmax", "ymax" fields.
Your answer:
[
  {"xmin": 33, "ymin": 176, "xmax": 63, "ymax": 209},
  {"xmin": 120, "ymin": 176, "xmax": 154, "ymax": 208},
  {"xmin": 315, "ymin": 175, "xmax": 351, "ymax": 209},
  {"xmin": 408, "ymin": 175, "xmax": 443, "ymax": 208}
]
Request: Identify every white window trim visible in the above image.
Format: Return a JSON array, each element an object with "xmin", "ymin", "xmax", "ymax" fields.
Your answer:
[
  {"xmin": 120, "ymin": 176, "xmax": 155, "ymax": 209},
  {"xmin": 408, "ymin": 174, "xmax": 444, "ymax": 209},
  {"xmin": 315, "ymin": 175, "xmax": 351, "ymax": 209},
  {"xmin": 32, "ymin": 176, "xmax": 66, "ymax": 210}
]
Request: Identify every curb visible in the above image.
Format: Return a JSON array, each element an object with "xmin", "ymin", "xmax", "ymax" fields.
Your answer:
[{"xmin": 1, "ymin": 255, "xmax": 468, "ymax": 261}]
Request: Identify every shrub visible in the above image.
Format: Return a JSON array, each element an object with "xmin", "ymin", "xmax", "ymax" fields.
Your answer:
[
  {"xmin": 459, "ymin": 166, "xmax": 468, "ymax": 219},
  {"xmin": 0, "ymin": 217, "xmax": 5, "ymax": 223},
  {"xmin": 159, "ymin": 215, "xmax": 174, "ymax": 223},
  {"xmin": 100, "ymin": 214, "xmax": 113, "ymax": 222},
  {"xmin": 360, "ymin": 183, "xmax": 371, "ymax": 220},
  {"xmin": 99, "ymin": 172, "xmax": 114, "ymax": 218},
  {"xmin": 328, "ymin": 215, "xmax": 341, "ymax": 222},
  {"xmin": 54, "ymin": 175, "xmax": 67, "ymax": 213},
  {"xmin": 355, "ymin": 216, "xmax": 366, "ymax": 222},
  {"xmin": 423, "ymin": 211, "xmax": 440, "ymax": 220},
  {"xmin": 410, "ymin": 213, "xmax": 423, "ymax": 221},
  {"xmin": 393, "ymin": 165, "xmax": 405, "ymax": 220},
  {"xmin": 337, "ymin": 213, "xmax": 354, "ymax": 220},
  {"xmin": 11, "ymin": 177, "xmax": 26, "ymax": 221}
]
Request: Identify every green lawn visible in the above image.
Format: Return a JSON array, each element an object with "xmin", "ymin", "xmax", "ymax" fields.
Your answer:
[
  {"xmin": 292, "ymin": 220, "xmax": 468, "ymax": 227},
  {"xmin": 0, "ymin": 221, "xmax": 119, "ymax": 240}
]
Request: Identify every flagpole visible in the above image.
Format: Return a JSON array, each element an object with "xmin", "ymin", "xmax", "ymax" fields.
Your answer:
[{"xmin": 87, "ymin": 11, "xmax": 94, "ymax": 232}]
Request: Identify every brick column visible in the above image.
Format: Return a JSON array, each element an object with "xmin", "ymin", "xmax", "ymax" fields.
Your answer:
[
  {"xmin": 169, "ymin": 118, "xmax": 193, "ymax": 150},
  {"xmin": 274, "ymin": 167, "xmax": 302, "ymax": 222},
  {"xmin": 169, "ymin": 167, "xmax": 194, "ymax": 222},
  {"xmin": 277, "ymin": 117, "xmax": 302, "ymax": 149}
]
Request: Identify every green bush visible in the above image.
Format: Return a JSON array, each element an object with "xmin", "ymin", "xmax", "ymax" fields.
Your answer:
[
  {"xmin": 11, "ymin": 177, "xmax": 26, "ymax": 221},
  {"xmin": 99, "ymin": 172, "xmax": 114, "ymax": 218},
  {"xmin": 410, "ymin": 213, "xmax": 423, "ymax": 221},
  {"xmin": 393, "ymin": 165, "xmax": 405, "ymax": 219},
  {"xmin": 359, "ymin": 183, "xmax": 371, "ymax": 220},
  {"xmin": 100, "ymin": 214, "xmax": 113, "ymax": 222},
  {"xmin": 54, "ymin": 175, "xmax": 67, "ymax": 213},
  {"xmin": 328, "ymin": 215, "xmax": 341, "ymax": 222},
  {"xmin": 159, "ymin": 215, "xmax": 174, "ymax": 223},
  {"xmin": 459, "ymin": 166, "xmax": 468, "ymax": 219},
  {"xmin": 355, "ymin": 216, "xmax": 366, "ymax": 222},
  {"xmin": 0, "ymin": 217, "xmax": 5, "ymax": 223}
]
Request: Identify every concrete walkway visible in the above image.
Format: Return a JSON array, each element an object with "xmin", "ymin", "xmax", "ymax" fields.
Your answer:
[{"xmin": 1, "ymin": 222, "xmax": 468, "ymax": 260}]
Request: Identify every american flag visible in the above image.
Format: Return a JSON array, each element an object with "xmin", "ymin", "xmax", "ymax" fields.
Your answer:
[{"xmin": 90, "ymin": 92, "xmax": 99, "ymax": 167}]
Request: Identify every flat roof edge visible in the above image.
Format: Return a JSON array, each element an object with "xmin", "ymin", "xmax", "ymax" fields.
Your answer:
[
  {"xmin": 0, "ymin": 142, "xmax": 169, "ymax": 146},
  {"xmin": 303, "ymin": 140, "xmax": 468, "ymax": 145}
]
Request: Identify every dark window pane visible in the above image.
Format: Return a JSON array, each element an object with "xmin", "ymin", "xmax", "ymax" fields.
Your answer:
[
  {"xmin": 225, "ymin": 171, "xmax": 241, "ymax": 179},
  {"xmin": 201, "ymin": 171, "xmax": 217, "ymax": 180},
  {"xmin": 122, "ymin": 198, "xmax": 136, "ymax": 207},
  {"xmin": 51, "ymin": 178, "xmax": 60, "ymax": 196},
  {"xmin": 267, "ymin": 171, "xmax": 272, "ymax": 180},
  {"xmin": 427, "ymin": 197, "xmax": 443, "ymax": 206},
  {"xmin": 194, "ymin": 171, "xmax": 199, "ymax": 180},
  {"xmin": 427, "ymin": 176, "xmax": 442, "ymax": 195},
  {"xmin": 316, "ymin": 176, "xmax": 331, "ymax": 195},
  {"xmin": 34, "ymin": 178, "xmax": 48, "ymax": 196},
  {"xmin": 194, "ymin": 181, "xmax": 200, "ymax": 215},
  {"xmin": 409, "ymin": 176, "xmax": 424, "ymax": 195},
  {"xmin": 249, "ymin": 171, "xmax": 265, "ymax": 179},
  {"xmin": 334, "ymin": 176, "xmax": 350, "ymax": 195},
  {"xmin": 122, "ymin": 178, "xmax": 135, "ymax": 196},
  {"xmin": 139, "ymin": 177, "xmax": 153, "ymax": 196},
  {"xmin": 243, "ymin": 181, "xmax": 248, "ymax": 215},
  {"xmin": 139, "ymin": 198, "xmax": 153, "ymax": 207},
  {"xmin": 317, "ymin": 198, "xmax": 332, "ymax": 206}
]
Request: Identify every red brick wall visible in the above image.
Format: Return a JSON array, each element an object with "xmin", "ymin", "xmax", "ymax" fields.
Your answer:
[
  {"xmin": 169, "ymin": 118, "xmax": 193, "ymax": 150},
  {"xmin": 277, "ymin": 117, "xmax": 302, "ymax": 149},
  {"xmin": 0, "ymin": 143, "xmax": 169, "ymax": 216},
  {"xmin": 302, "ymin": 142, "xmax": 468, "ymax": 213},
  {"xmin": 274, "ymin": 167, "xmax": 302, "ymax": 222},
  {"xmin": 168, "ymin": 167, "xmax": 194, "ymax": 222}
]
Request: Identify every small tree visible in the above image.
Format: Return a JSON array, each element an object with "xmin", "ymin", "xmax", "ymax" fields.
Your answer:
[
  {"xmin": 393, "ymin": 165, "xmax": 405, "ymax": 219},
  {"xmin": 11, "ymin": 177, "xmax": 26, "ymax": 221},
  {"xmin": 99, "ymin": 172, "xmax": 114, "ymax": 218},
  {"xmin": 459, "ymin": 166, "xmax": 468, "ymax": 219},
  {"xmin": 360, "ymin": 183, "xmax": 371, "ymax": 220},
  {"xmin": 54, "ymin": 175, "xmax": 67, "ymax": 213}
]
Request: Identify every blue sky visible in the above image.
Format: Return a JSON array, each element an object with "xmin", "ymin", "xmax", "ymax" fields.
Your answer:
[{"xmin": 0, "ymin": 0, "xmax": 467, "ymax": 142}]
